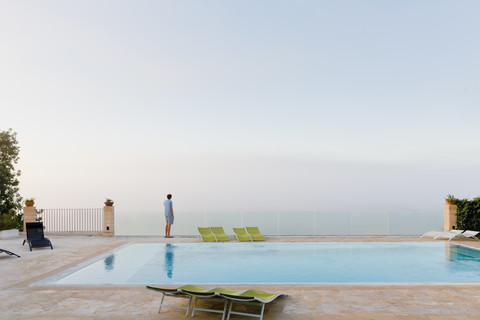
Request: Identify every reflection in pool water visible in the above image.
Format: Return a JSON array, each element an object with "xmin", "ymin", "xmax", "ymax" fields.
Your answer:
[
  {"xmin": 104, "ymin": 254, "xmax": 115, "ymax": 271},
  {"xmin": 164, "ymin": 243, "xmax": 175, "ymax": 278}
]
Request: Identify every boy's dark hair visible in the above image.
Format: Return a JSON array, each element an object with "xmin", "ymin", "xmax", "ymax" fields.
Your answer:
[{"xmin": 167, "ymin": 194, "xmax": 172, "ymax": 199}]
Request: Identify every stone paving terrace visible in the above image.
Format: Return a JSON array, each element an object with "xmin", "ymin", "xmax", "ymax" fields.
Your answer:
[{"xmin": 2, "ymin": 235, "xmax": 480, "ymax": 319}]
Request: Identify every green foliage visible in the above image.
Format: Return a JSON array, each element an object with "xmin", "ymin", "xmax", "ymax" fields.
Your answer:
[
  {"xmin": 456, "ymin": 197, "xmax": 480, "ymax": 231},
  {"xmin": 105, "ymin": 198, "xmax": 113, "ymax": 203},
  {"xmin": 25, "ymin": 198, "xmax": 34, "ymax": 203},
  {"xmin": 0, "ymin": 129, "xmax": 23, "ymax": 230},
  {"xmin": 36, "ymin": 209, "xmax": 43, "ymax": 222},
  {"xmin": 445, "ymin": 194, "xmax": 456, "ymax": 202},
  {"xmin": 0, "ymin": 209, "xmax": 23, "ymax": 231}
]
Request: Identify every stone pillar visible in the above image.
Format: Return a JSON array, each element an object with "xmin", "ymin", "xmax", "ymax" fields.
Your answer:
[
  {"xmin": 103, "ymin": 206, "xmax": 114, "ymax": 236},
  {"xmin": 23, "ymin": 206, "xmax": 36, "ymax": 231},
  {"xmin": 444, "ymin": 204, "xmax": 457, "ymax": 232}
]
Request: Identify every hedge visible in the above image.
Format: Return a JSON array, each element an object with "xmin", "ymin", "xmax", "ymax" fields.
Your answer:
[{"xmin": 456, "ymin": 197, "xmax": 480, "ymax": 231}]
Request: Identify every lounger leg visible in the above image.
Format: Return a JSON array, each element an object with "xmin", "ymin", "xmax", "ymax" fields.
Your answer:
[
  {"xmin": 448, "ymin": 234, "xmax": 457, "ymax": 241},
  {"xmin": 191, "ymin": 296, "xmax": 199, "ymax": 317},
  {"xmin": 221, "ymin": 300, "xmax": 228, "ymax": 320},
  {"xmin": 159, "ymin": 294, "xmax": 165, "ymax": 313},
  {"xmin": 227, "ymin": 301, "xmax": 234, "ymax": 320},
  {"xmin": 22, "ymin": 239, "xmax": 26, "ymax": 246},
  {"xmin": 186, "ymin": 296, "xmax": 193, "ymax": 317},
  {"xmin": 259, "ymin": 303, "xmax": 265, "ymax": 320}
]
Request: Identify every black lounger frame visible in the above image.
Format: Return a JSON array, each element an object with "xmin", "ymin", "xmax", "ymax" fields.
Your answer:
[
  {"xmin": 22, "ymin": 222, "xmax": 53, "ymax": 251},
  {"xmin": 0, "ymin": 248, "xmax": 20, "ymax": 257}
]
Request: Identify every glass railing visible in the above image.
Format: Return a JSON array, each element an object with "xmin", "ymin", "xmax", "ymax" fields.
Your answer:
[{"xmin": 115, "ymin": 210, "xmax": 443, "ymax": 236}]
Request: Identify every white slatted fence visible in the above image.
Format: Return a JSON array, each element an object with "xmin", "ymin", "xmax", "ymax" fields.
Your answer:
[{"xmin": 38, "ymin": 208, "xmax": 103, "ymax": 232}]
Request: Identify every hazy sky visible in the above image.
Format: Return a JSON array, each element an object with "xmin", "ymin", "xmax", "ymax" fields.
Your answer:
[{"xmin": 1, "ymin": 1, "xmax": 479, "ymax": 212}]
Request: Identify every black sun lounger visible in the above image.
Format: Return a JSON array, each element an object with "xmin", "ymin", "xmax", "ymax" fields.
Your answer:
[
  {"xmin": 0, "ymin": 248, "xmax": 20, "ymax": 258},
  {"xmin": 22, "ymin": 222, "xmax": 53, "ymax": 251}
]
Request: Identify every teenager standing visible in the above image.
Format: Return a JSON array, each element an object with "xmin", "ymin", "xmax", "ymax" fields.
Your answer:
[{"xmin": 164, "ymin": 194, "xmax": 174, "ymax": 238}]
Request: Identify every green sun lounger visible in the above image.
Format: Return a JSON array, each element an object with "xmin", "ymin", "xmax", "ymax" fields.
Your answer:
[
  {"xmin": 190, "ymin": 287, "xmax": 244, "ymax": 320},
  {"xmin": 148, "ymin": 285, "xmax": 240, "ymax": 320},
  {"xmin": 147, "ymin": 285, "xmax": 212, "ymax": 316},
  {"xmin": 198, "ymin": 227, "xmax": 217, "ymax": 242},
  {"xmin": 222, "ymin": 289, "xmax": 287, "ymax": 320},
  {"xmin": 245, "ymin": 227, "xmax": 265, "ymax": 241},
  {"xmin": 148, "ymin": 285, "xmax": 286, "ymax": 320},
  {"xmin": 210, "ymin": 227, "xmax": 230, "ymax": 241},
  {"xmin": 233, "ymin": 227, "xmax": 253, "ymax": 242}
]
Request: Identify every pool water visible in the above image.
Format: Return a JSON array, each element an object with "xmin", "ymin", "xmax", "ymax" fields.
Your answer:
[{"xmin": 53, "ymin": 242, "xmax": 480, "ymax": 284}]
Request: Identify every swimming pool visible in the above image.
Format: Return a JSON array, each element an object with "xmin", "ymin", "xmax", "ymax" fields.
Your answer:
[{"xmin": 52, "ymin": 242, "xmax": 480, "ymax": 284}]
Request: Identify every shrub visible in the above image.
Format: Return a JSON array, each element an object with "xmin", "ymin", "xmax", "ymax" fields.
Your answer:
[
  {"xmin": 456, "ymin": 197, "xmax": 480, "ymax": 231},
  {"xmin": 0, "ymin": 210, "xmax": 22, "ymax": 230}
]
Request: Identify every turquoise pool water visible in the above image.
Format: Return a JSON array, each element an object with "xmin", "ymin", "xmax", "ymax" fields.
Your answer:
[{"xmin": 53, "ymin": 242, "xmax": 480, "ymax": 284}]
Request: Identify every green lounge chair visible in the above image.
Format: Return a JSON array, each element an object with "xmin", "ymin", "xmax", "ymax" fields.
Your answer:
[
  {"xmin": 223, "ymin": 289, "xmax": 287, "ymax": 320},
  {"xmin": 146, "ymin": 285, "xmax": 212, "ymax": 316},
  {"xmin": 190, "ymin": 287, "xmax": 244, "ymax": 320},
  {"xmin": 233, "ymin": 227, "xmax": 253, "ymax": 242},
  {"xmin": 148, "ymin": 285, "xmax": 238, "ymax": 320},
  {"xmin": 210, "ymin": 227, "xmax": 230, "ymax": 242},
  {"xmin": 245, "ymin": 227, "xmax": 265, "ymax": 241},
  {"xmin": 148, "ymin": 285, "xmax": 286, "ymax": 320},
  {"xmin": 198, "ymin": 227, "xmax": 217, "ymax": 242}
]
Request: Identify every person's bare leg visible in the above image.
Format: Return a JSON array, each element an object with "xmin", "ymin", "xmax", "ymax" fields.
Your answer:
[
  {"xmin": 165, "ymin": 225, "xmax": 168, "ymax": 238},
  {"xmin": 166, "ymin": 224, "xmax": 171, "ymax": 238}
]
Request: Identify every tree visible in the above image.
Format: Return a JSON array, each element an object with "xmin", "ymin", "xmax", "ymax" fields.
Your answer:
[{"xmin": 0, "ymin": 129, "xmax": 23, "ymax": 230}]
